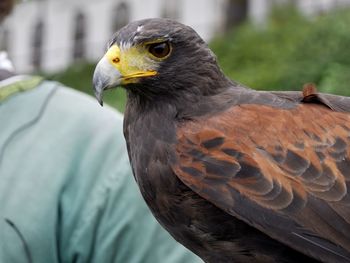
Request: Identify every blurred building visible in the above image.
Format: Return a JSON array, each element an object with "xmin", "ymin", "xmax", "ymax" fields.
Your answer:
[{"xmin": 1, "ymin": 0, "xmax": 350, "ymax": 73}]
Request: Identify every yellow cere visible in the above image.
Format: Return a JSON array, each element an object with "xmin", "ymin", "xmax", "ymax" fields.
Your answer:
[{"xmin": 105, "ymin": 44, "xmax": 158, "ymax": 84}]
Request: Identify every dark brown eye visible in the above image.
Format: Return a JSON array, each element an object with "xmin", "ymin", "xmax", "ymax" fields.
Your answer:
[{"xmin": 148, "ymin": 42, "xmax": 171, "ymax": 58}]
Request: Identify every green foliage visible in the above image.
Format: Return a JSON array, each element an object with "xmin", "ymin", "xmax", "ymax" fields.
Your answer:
[
  {"xmin": 46, "ymin": 62, "xmax": 126, "ymax": 112},
  {"xmin": 47, "ymin": 7, "xmax": 350, "ymax": 112},
  {"xmin": 210, "ymin": 6, "xmax": 350, "ymax": 95}
]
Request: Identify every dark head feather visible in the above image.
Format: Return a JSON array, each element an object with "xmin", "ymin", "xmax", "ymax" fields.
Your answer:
[{"xmin": 110, "ymin": 18, "xmax": 232, "ymax": 103}]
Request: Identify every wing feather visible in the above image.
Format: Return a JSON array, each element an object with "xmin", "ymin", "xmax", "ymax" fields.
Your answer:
[{"xmin": 173, "ymin": 103, "xmax": 350, "ymax": 262}]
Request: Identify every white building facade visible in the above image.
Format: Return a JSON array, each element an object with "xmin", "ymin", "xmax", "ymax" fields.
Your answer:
[
  {"xmin": 1, "ymin": 0, "xmax": 350, "ymax": 73},
  {"xmin": 1, "ymin": 0, "xmax": 227, "ymax": 73}
]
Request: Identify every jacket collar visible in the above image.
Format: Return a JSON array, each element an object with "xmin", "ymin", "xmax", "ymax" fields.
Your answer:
[{"xmin": 0, "ymin": 75, "xmax": 43, "ymax": 102}]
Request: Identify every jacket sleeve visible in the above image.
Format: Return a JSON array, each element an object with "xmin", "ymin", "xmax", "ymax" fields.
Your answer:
[{"xmin": 48, "ymin": 86, "xmax": 202, "ymax": 263}]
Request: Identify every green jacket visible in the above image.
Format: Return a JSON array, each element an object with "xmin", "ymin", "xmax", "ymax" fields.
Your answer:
[{"xmin": 0, "ymin": 77, "xmax": 201, "ymax": 263}]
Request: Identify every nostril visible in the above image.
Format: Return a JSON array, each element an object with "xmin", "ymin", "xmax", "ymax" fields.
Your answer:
[{"xmin": 112, "ymin": 57, "xmax": 120, "ymax": 63}]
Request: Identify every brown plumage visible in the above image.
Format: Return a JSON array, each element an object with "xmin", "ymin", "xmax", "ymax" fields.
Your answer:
[
  {"xmin": 93, "ymin": 18, "xmax": 350, "ymax": 263},
  {"xmin": 175, "ymin": 96, "xmax": 350, "ymax": 260}
]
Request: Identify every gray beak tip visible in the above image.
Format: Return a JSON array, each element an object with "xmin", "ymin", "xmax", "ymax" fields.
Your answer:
[
  {"xmin": 97, "ymin": 98, "xmax": 104, "ymax": 107},
  {"xmin": 94, "ymin": 89, "xmax": 104, "ymax": 107},
  {"xmin": 93, "ymin": 68, "xmax": 106, "ymax": 106}
]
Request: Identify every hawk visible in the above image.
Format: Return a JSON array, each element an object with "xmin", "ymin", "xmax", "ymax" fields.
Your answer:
[{"xmin": 93, "ymin": 18, "xmax": 350, "ymax": 263}]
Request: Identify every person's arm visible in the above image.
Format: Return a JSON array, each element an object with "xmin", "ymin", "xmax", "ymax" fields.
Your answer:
[{"xmin": 50, "ymin": 87, "xmax": 201, "ymax": 263}]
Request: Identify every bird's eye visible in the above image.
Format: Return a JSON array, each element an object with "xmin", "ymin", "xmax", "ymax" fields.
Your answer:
[{"xmin": 148, "ymin": 42, "xmax": 171, "ymax": 58}]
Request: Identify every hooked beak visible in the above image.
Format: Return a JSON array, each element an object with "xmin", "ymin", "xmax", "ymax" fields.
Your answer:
[
  {"xmin": 92, "ymin": 44, "xmax": 157, "ymax": 106},
  {"xmin": 93, "ymin": 56, "xmax": 121, "ymax": 106}
]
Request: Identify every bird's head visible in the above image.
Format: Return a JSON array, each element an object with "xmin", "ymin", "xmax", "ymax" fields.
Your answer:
[{"xmin": 93, "ymin": 18, "xmax": 226, "ymax": 105}]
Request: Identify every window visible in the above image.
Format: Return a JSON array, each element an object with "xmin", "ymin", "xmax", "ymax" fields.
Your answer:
[
  {"xmin": 162, "ymin": 0, "xmax": 179, "ymax": 20},
  {"xmin": 0, "ymin": 28, "xmax": 9, "ymax": 52},
  {"xmin": 32, "ymin": 20, "xmax": 44, "ymax": 70},
  {"xmin": 112, "ymin": 2, "xmax": 130, "ymax": 32},
  {"xmin": 225, "ymin": 0, "xmax": 248, "ymax": 31},
  {"xmin": 72, "ymin": 11, "xmax": 86, "ymax": 61}
]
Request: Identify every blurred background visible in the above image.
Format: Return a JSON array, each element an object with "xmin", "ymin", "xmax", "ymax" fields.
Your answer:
[{"xmin": 1, "ymin": 0, "xmax": 350, "ymax": 111}]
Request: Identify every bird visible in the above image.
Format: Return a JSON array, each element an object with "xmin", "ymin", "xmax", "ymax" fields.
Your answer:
[{"xmin": 93, "ymin": 18, "xmax": 350, "ymax": 263}]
